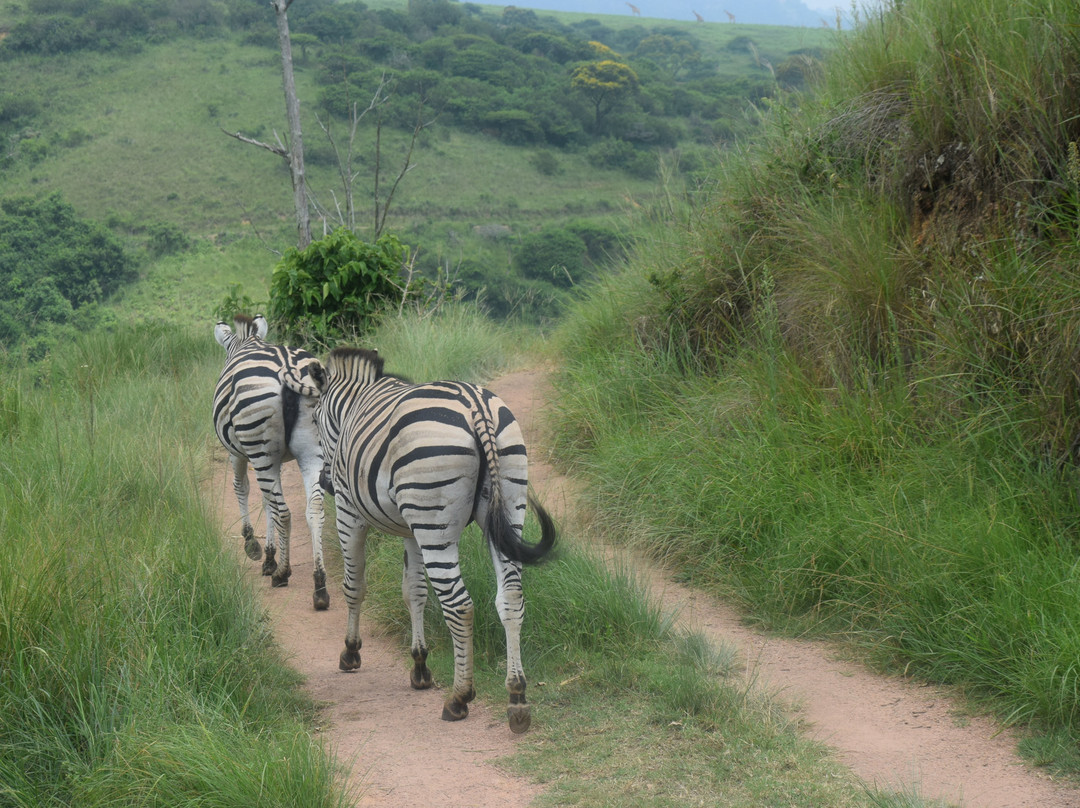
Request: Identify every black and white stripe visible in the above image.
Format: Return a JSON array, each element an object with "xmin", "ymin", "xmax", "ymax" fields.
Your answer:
[
  {"xmin": 314, "ymin": 346, "xmax": 556, "ymax": 732},
  {"xmin": 213, "ymin": 314, "xmax": 329, "ymax": 610}
]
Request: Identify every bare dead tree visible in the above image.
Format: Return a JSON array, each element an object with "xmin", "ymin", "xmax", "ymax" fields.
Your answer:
[
  {"xmin": 223, "ymin": 0, "xmax": 310, "ymax": 250},
  {"xmin": 311, "ymin": 70, "xmax": 436, "ymax": 238},
  {"xmin": 312, "ymin": 77, "xmax": 388, "ymax": 234},
  {"xmin": 373, "ymin": 99, "xmax": 432, "ymax": 237}
]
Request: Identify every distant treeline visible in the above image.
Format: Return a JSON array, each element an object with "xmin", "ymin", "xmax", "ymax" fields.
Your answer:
[{"xmin": 1, "ymin": 0, "xmax": 825, "ymax": 167}]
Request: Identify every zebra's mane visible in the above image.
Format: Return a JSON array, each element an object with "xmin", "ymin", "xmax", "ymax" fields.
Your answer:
[
  {"xmin": 231, "ymin": 313, "xmax": 264, "ymax": 340},
  {"xmin": 325, "ymin": 347, "xmax": 416, "ymax": 384},
  {"xmin": 328, "ymin": 347, "xmax": 385, "ymax": 378}
]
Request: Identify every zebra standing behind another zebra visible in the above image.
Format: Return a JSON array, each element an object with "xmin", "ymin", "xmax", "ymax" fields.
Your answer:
[
  {"xmin": 213, "ymin": 314, "xmax": 330, "ymax": 610},
  {"xmin": 313, "ymin": 346, "xmax": 557, "ymax": 732}
]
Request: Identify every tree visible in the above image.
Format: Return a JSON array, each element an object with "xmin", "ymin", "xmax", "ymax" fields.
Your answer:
[
  {"xmin": 570, "ymin": 59, "xmax": 639, "ymax": 130},
  {"xmin": 313, "ymin": 71, "xmax": 434, "ymax": 238},
  {"xmin": 224, "ymin": 0, "xmax": 311, "ymax": 249}
]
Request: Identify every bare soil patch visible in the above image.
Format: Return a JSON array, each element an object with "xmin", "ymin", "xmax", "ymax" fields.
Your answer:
[{"xmin": 211, "ymin": 365, "xmax": 1080, "ymax": 808}]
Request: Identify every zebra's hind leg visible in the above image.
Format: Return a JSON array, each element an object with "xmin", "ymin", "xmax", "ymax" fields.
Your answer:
[
  {"xmin": 421, "ymin": 542, "xmax": 476, "ymax": 722},
  {"xmin": 231, "ymin": 454, "xmax": 262, "ymax": 561},
  {"xmin": 402, "ymin": 538, "xmax": 432, "ymax": 690},
  {"xmin": 299, "ymin": 455, "xmax": 329, "ymax": 610},
  {"xmin": 490, "ymin": 548, "xmax": 531, "ymax": 733},
  {"xmin": 270, "ymin": 503, "xmax": 291, "ymax": 587},
  {"xmin": 259, "ymin": 471, "xmax": 291, "ymax": 587},
  {"xmin": 336, "ymin": 511, "xmax": 369, "ymax": 672},
  {"xmin": 260, "ymin": 490, "xmax": 278, "ymax": 577}
]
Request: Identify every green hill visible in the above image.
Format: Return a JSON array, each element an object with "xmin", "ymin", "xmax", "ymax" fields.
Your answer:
[{"xmin": 0, "ymin": 0, "xmax": 833, "ymax": 350}]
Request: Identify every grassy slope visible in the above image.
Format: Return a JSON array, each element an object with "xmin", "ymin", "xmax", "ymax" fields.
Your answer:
[
  {"xmin": 549, "ymin": 0, "xmax": 1080, "ymax": 778},
  {"xmin": 0, "ymin": 6, "xmax": 833, "ymax": 327},
  {"xmin": 1, "ymin": 36, "xmax": 659, "ymax": 324}
]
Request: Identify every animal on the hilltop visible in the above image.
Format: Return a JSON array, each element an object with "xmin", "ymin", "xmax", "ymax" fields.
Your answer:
[
  {"xmin": 313, "ymin": 347, "xmax": 557, "ymax": 733},
  {"xmin": 213, "ymin": 314, "xmax": 329, "ymax": 610}
]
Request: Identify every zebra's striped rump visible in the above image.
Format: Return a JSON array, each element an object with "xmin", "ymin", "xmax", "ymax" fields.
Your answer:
[
  {"xmin": 212, "ymin": 314, "xmax": 330, "ymax": 611},
  {"xmin": 315, "ymin": 346, "xmax": 556, "ymax": 732}
]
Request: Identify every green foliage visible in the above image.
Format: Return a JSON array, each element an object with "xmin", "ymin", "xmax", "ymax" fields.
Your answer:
[
  {"xmin": 0, "ymin": 326, "xmax": 345, "ymax": 806},
  {"xmin": 514, "ymin": 226, "xmax": 586, "ymax": 288},
  {"xmin": 528, "ymin": 149, "xmax": 561, "ymax": 175},
  {"xmin": 146, "ymin": 220, "xmax": 192, "ymax": 257},
  {"xmin": 214, "ymin": 282, "xmax": 266, "ymax": 324},
  {"xmin": 268, "ymin": 228, "xmax": 410, "ymax": 344},
  {"xmin": 571, "ymin": 59, "xmax": 640, "ymax": 129},
  {"xmin": 0, "ymin": 192, "xmax": 132, "ymax": 351}
]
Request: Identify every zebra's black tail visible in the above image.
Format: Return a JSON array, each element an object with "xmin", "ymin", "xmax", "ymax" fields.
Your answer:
[{"xmin": 486, "ymin": 490, "xmax": 557, "ymax": 565}]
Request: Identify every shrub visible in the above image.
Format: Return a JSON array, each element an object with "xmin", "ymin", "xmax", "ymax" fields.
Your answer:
[
  {"xmin": 0, "ymin": 192, "xmax": 132, "ymax": 350},
  {"xmin": 514, "ymin": 227, "xmax": 586, "ymax": 288},
  {"xmin": 479, "ymin": 109, "xmax": 543, "ymax": 144},
  {"xmin": 529, "ymin": 150, "xmax": 561, "ymax": 176},
  {"xmin": 268, "ymin": 228, "xmax": 411, "ymax": 345},
  {"xmin": 146, "ymin": 221, "xmax": 191, "ymax": 257},
  {"xmin": 585, "ymin": 136, "xmax": 637, "ymax": 170}
]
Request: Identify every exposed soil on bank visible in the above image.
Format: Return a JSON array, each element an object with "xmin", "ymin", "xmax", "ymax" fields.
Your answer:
[{"xmin": 210, "ymin": 365, "xmax": 1080, "ymax": 808}]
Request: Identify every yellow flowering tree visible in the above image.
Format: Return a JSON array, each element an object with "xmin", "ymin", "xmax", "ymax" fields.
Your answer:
[{"xmin": 570, "ymin": 59, "xmax": 639, "ymax": 130}]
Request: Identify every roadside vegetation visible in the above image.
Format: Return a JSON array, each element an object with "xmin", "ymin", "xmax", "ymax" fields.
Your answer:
[
  {"xmin": 0, "ymin": 326, "xmax": 348, "ymax": 806},
  {"xmin": 551, "ymin": 0, "xmax": 1080, "ymax": 776},
  {"xmin": 5, "ymin": 0, "xmax": 1077, "ymax": 803}
]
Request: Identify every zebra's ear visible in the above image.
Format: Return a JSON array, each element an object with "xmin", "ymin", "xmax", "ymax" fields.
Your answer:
[
  {"xmin": 214, "ymin": 321, "xmax": 232, "ymax": 347},
  {"xmin": 254, "ymin": 314, "xmax": 269, "ymax": 340}
]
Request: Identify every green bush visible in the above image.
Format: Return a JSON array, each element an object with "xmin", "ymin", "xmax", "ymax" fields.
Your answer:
[
  {"xmin": 529, "ymin": 150, "xmax": 561, "ymax": 176},
  {"xmin": 0, "ymin": 192, "xmax": 132, "ymax": 349},
  {"xmin": 514, "ymin": 227, "xmax": 586, "ymax": 288},
  {"xmin": 268, "ymin": 228, "xmax": 411, "ymax": 345}
]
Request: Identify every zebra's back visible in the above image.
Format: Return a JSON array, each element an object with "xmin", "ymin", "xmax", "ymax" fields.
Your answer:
[{"xmin": 330, "ymin": 378, "xmax": 527, "ymax": 540}]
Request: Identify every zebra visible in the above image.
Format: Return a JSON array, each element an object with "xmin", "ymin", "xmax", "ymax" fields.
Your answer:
[
  {"xmin": 313, "ymin": 346, "xmax": 556, "ymax": 733},
  {"xmin": 212, "ymin": 313, "xmax": 330, "ymax": 610}
]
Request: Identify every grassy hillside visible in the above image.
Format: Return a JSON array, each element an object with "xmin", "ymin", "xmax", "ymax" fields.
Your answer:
[
  {"xmin": 0, "ymin": 0, "xmax": 836, "ymax": 344},
  {"xmin": 552, "ymin": 0, "xmax": 1080, "ymax": 775}
]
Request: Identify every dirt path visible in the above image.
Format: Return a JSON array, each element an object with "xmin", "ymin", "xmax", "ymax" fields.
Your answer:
[{"xmin": 211, "ymin": 366, "xmax": 1080, "ymax": 808}]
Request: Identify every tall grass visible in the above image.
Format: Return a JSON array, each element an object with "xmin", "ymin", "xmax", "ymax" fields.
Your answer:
[
  {"xmin": 554, "ymin": 266, "xmax": 1080, "ymax": 755},
  {"xmin": 546, "ymin": 0, "xmax": 1080, "ymax": 771},
  {"xmin": 0, "ymin": 325, "xmax": 347, "ymax": 806},
  {"xmin": 366, "ymin": 299, "xmax": 542, "ymax": 382}
]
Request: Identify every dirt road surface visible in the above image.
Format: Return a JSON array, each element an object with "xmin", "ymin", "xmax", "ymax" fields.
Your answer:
[{"xmin": 210, "ymin": 366, "xmax": 1080, "ymax": 808}]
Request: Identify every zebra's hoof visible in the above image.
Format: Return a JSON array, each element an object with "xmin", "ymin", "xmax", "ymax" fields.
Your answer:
[
  {"xmin": 244, "ymin": 537, "xmax": 263, "ymax": 561},
  {"xmin": 410, "ymin": 664, "xmax": 433, "ymax": 690},
  {"xmin": 261, "ymin": 548, "xmax": 277, "ymax": 577},
  {"xmin": 271, "ymin": 568, "xmax": 290, "ymax": 587},
  {"xmin": 313, "ymin": 571, "xmax": 329, "ymax": 610},
  {"xmin": 441, "ymin": 698, "xmax": 469, "ymax": 722},
  {"xmin": 507, "ymin": 704, "xmax": 532, "ymax": 733},
  {"xmin": 340, "ymin": 640, "xmax": 361, "ymax": 671}
]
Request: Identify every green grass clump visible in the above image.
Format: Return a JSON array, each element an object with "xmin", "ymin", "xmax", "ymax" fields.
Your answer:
[
  {"xmin": 367, "ymin": 299, "xmax": 542, "ymax": 382},
  {"xmin": 0, "ymin": 324, "xmax": 347, "ymax": 806}
]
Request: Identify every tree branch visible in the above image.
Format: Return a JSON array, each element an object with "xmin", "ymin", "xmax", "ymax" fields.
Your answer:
[{"xmin": 221, "ymin": 127, "xmax": 289, "ymax": 159}]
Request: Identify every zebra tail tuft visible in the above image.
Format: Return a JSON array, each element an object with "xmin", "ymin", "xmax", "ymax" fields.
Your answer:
[{"xmin": 486, "ymin": 489, "xmax": 558, "ymax": 566}]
